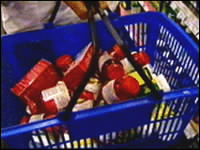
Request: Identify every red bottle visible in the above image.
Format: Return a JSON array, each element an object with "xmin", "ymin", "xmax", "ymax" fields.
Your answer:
[
  {"xmin": 55, "ymin": 55, "xmax": 74, "ymax": 74},
  {"xmin": 62, "ymin": 42, "xmax": 94, "ymax": 92},
  {"xmin": 101, "ymin": 75, "xmax": 140, "ymax": 104},
  {"xmin": 109, "ymin": 45, "xmax": 151, "ymax": 73},
  {"xmin": 108, "ymin": 44, "xmax": 125, "ymax": 61},
  {"xmin": 98, "ymin": 51, "xmax": 125, "ymax": 81},
  {"xmin": 109, "ymin": 44, "xmax": 150, "ymax": 66},
  {"xmin": 132, "ymin": 51, "xmax": 150, "ymax": 67},
  {"xmin": 11, "ymin": 59, "xmax": 61, "ymax": 114},
  {"xmin": 41, "ymin": 81, "xmax": 71, "ymax": 114}
]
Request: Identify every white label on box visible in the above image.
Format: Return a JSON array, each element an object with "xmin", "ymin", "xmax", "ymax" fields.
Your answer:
[
  {"xmin": 98, "ymin": 51, "xmax": 113, "ymax": 72},
  {"xmin": 102, "ymin": 80, "xmax": 120, "ymax": 104},
  {"xmin": 41, "ymin": 81, "xmax": 70, "ymax": 111}
]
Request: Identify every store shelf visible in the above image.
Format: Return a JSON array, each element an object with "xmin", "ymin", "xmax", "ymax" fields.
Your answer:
[
  {"xmin": 169, "ymin": 1, "xmax": 199, "ymax": 40},
  {"xmin": 138, "ymin": 1, "xmax": 156, "ymax": 12}
]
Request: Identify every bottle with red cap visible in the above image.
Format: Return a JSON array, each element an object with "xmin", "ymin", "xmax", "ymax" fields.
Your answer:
[
  {"xmin": 62, "ymin": 42, "xmax": 94, "ymax": 92},
  {"xmin": 55, "ymin": 55, "xmax": 74, "ymax": 75},
  {"xmin": 109, "ymin": 44, "xmax": 152, "ymax": 74},
  {"xmin": 101, "ymin": 75, "xmax": 140, "ymax": 104},
  {"xmin": 41, "ymin": 75, "xmax": 101, "ymax": 114},
  {"xmin": 98, "ymin": 51, "xmax": 125, "ymax": 81},
  {"xmin": 108, "ymin": 44, "xmax": 126, "ymax": 61},
  {"xmin": 11, "ymin": 59, "xmax": 61, "ymax": 114}
]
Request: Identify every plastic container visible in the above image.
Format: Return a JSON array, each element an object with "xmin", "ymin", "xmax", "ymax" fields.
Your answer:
[{"xmin": 1, "ymin": 12, "xmax": 198, "ymax": 149}]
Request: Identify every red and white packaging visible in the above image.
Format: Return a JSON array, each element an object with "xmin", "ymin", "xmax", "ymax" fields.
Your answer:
[
  {"xmin": 72, "ymin": 76, "xmax": 101, "ymax": 112},
  {"xmin": 11, "ymin": 59, "xmax": 61, "ymax": 114},
  {"xmin": 41, "ymin": 81, "xmax": 71, "ymax": 114},
  {"xmin": 62, "ymin": 42, "xmax": 94, "ymax": 92},
  {"xmin": 98, "ymin": 51, "xmax": 125, "ymax": 81},
  {"xmin": 25, "ymin": 97, "xmax": 45, "ymax": 115},
  {"xmin": 80, "ymin": 77, "xmax": 102, "ymax": 100},
  {"xmin": 109, "ymin": 45, "xmax": 152, "ymax": 73},
  {"xmin": 55, "ymin": 55, "xmax": 74, "ymax": 74},
  {"xmin": 101, "ymin": 75, "xmax": 141, "ymax": 104}
]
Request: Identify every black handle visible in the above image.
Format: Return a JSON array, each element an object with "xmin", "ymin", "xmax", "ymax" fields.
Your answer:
[
  {"xmin": 48, "ymin": 1, "xmax": 61, "ymax": 23},
  {"xmin": 60, "ymin": 5, "xmax": 100, "ymax": 120}
]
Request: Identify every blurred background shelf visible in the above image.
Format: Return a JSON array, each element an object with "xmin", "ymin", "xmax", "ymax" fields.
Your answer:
[{"xmin": 120, "ymin": 1, "xmax": 199, "ymax": 44}]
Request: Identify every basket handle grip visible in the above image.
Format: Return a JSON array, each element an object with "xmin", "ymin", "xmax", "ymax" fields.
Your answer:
[{"xmin": 60, "ymin": 6, "xmax": 100, "ymax": 120}]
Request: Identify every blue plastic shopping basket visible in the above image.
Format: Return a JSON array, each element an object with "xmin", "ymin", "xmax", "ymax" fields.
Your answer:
[{"xmin": 1, "ymin": 12, "xmax": 199, "ymax": 149}]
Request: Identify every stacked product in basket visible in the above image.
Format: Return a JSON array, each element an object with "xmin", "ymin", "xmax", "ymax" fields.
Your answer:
[{"xmin": 11, "ymin": 42, "xmax": 171, "ymax": 147}]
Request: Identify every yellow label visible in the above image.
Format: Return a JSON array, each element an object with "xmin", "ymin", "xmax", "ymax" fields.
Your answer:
[
  {"xmin": 77, "ymin": 98, "xmax": 85, "ymax": 104},
  {"xmin": 72, "ymin": 138, "xmax": 97, "ymax": 148},
  {"xmin": 89, "ymin": 77, "xmax": 99, "ymax": 84},
  {"xmin": 128, "ymin": 72, "xmax": 145, "ymax": 86},
  {"xmin": 151, "ymin": 103, "xmax": 175, "ymax": 121}
]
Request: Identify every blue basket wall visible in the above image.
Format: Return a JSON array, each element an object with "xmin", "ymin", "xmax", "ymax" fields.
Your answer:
[{"xmin": 1, "ymin": 12, "xmax": 199, "ymax": 149}]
